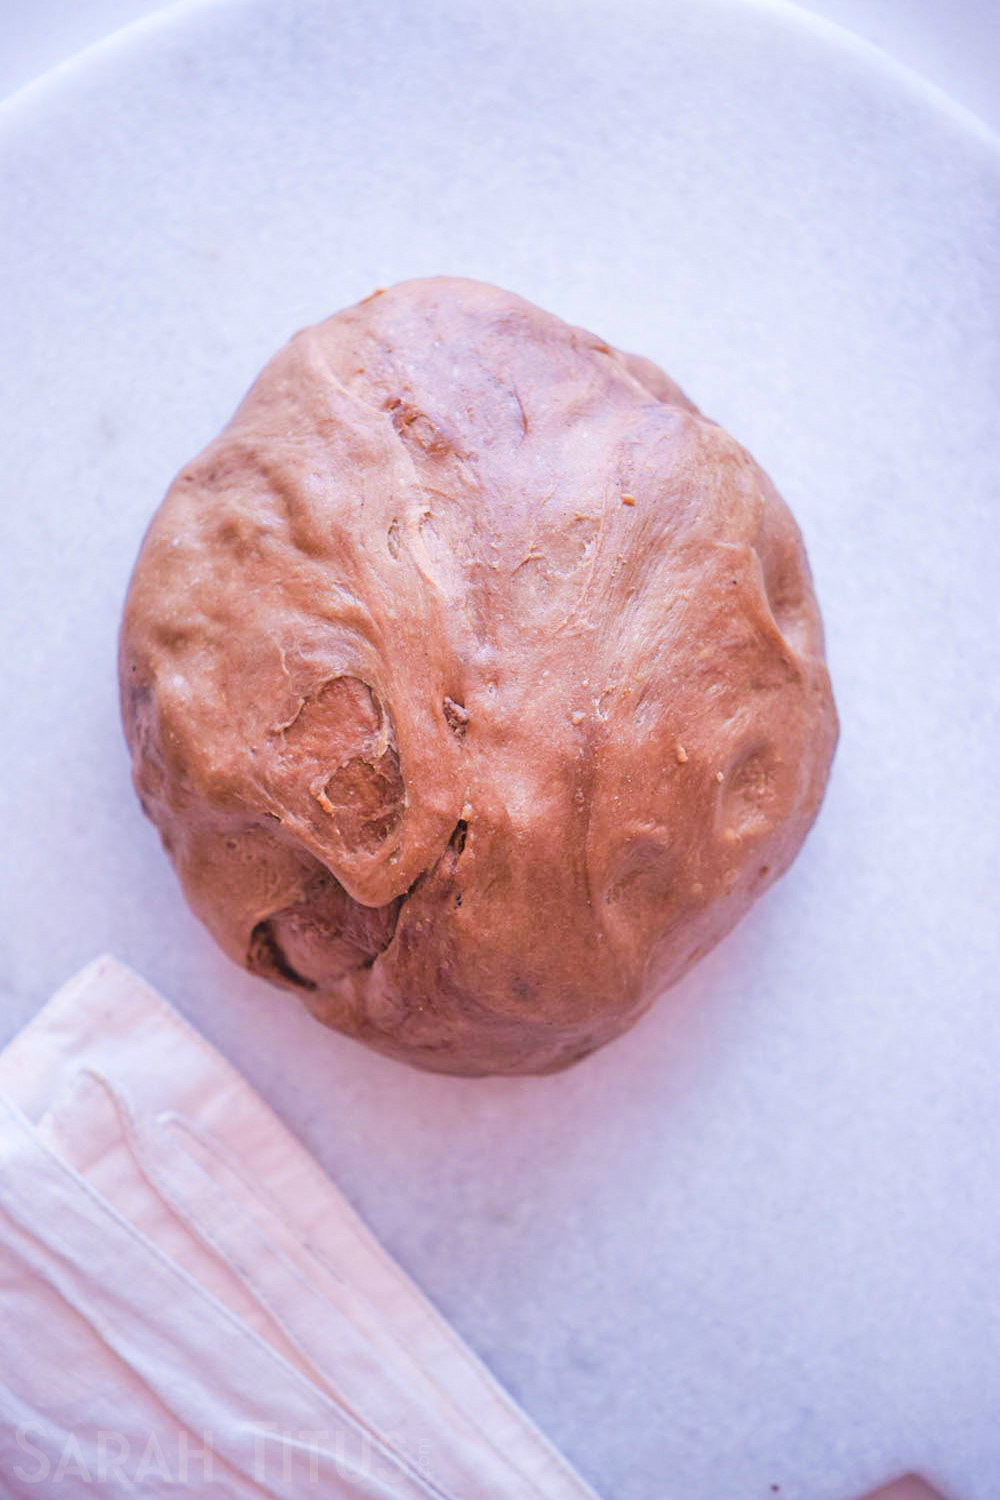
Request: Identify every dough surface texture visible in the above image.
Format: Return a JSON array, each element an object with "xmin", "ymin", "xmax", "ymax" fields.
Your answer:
[{"xmin": 120, "ymin": 278, "xmax": 837, "ymax": 1075}]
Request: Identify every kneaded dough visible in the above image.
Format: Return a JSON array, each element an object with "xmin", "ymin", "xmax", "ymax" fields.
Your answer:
[{"xmin": 120, "ymin": 278, "xmax": 838, "ymax": 1075}]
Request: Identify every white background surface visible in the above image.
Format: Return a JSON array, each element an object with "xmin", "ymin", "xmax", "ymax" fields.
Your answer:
[
  {"xmin": 2, "ymin": 0, "xmax": 999, "ymax": 136},
  {"xmin": 1, "ymin": 3, "xmax": 999, "ymax": 1499}
]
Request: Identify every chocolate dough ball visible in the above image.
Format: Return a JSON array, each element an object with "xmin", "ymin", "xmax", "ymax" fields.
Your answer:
[{"xmin": 120, "ymin": 278, "xmax": 837, "ymax": 1076}]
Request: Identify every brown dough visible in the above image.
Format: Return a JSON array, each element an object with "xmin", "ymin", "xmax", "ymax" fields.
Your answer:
[{"xmin": 120, "ymin": 278, "xmax": 838, "ymax": 1075}]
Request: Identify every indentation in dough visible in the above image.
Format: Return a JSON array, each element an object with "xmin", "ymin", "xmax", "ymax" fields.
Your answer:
[
  {"xmin": 386, "ymin": 398, "xmax": 453, "ymax": 458},
  {"xmin": 406, "ymin": 816, "xmax": 468, "ymax": 904},
  {"xmin": 282, "ymin": 675, "xmax": 404, "ymax": 852},
  {"xmin": 247, "ymin": 918, "xmax": 317, "ymax": 990},
  {"xmin": 443, "ymin": 697, "xmax": 469, "ymax": 736},
  {"xmin": 720, "ymin": 743, "xmax": 779, "ymax": 836},
  {"xmin": 247, "ymin": 865, "xmax": 403, "ymax": 991},
  {"xmin": 616, "ymin": 349, "xmax": 700, "ymax": 412},
  {"xmin": 604, "ymin": 837, "xmax": 675, "ymax": 913},
  {"xmin": 763, "ymin": 554, "xmax": 807, "ymax": 643},
  {"xmin": 318, "ymin": 752, "xmax": 404, "ymax": 849},
  {"xmin": 756, "ymin": 522, "xmax": 813, "ymax": 655},
  {"xmin": 448, "ymin": 818, "xmax": 468, "ymax": 860},
  {"xmin": 386, "ymin": 518, "xmax": 401, "ymax": 558},
  {"xmin": 151, "ymin": 621, "xmax": 192, "ymax": 652}
]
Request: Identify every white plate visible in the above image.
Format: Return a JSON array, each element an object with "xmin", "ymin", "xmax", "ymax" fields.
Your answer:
[{"xmin": 1, "ymin": 1, "xmax": 998, "ymax": 1494}]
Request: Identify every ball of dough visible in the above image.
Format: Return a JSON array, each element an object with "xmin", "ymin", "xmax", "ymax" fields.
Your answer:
[{"xmin": 120, "ymin": 278, "xmax": 837, "ymax": 1076}]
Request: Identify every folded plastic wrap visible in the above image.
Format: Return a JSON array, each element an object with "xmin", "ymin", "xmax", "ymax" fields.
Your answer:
[{"xmin": 0, "ymin": 956, "xmax": 599, "ymax": 1498}]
